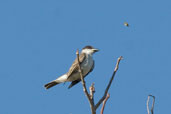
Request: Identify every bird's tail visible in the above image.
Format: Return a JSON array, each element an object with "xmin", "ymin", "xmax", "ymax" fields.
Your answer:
[
  {"xmin": 44, "ymin": 74, "xmax": 68, "ymax": 89},
  {"xmin": 44, "ymin": 81, "xmax": 60, "ymax": 89}
]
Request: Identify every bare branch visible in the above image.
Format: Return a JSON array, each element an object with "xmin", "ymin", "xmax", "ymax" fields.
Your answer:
[
  {"xmin": 151, "ymin": 95, "xmax": 155, "ymax": 114},
  {"xmin": 147, "ymin": 95, "xmax": 155, "ymax": 114},
  {"xmin": 95, "ymin": 56, "xmax": 123, "ymax": 110},
  {"xmin": 76, "ymin": 49, "xmax": 123, "ymax": 113},
  {"xmin": 100, "ymin": 93, "xmax": 110, "ymax": 114},
  {"xmin": 147, "ymin": 95, "xmax": 150, "ymax": 114},
  {"xmin": 89, "ymin": 83, "xmax": 95, "ymax": 100},
  {"xmin": 76, "ymin": 50, "xmax": 96, "ymax": 114}
]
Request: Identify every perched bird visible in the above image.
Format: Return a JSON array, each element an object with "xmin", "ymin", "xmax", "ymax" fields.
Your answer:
[{"xmin": 44, "ymin": 45, "xmax": 99, "ymax": 89}]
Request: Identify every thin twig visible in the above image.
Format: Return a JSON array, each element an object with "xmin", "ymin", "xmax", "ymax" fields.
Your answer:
[
  {"xmin": 151, "ymin": 95, "xmax": 155, "ymax": 114},
  {"xmin": 100, "ymin": 93, "xmax": 110, "ymax": 114},
  {"xmin": 76, "ymin": 50, "xmax": 96, "ymax": 114},
  {"xmin": 89, "ymin": 83, "xmax": 95, "ymax": 106},
  {"xmin": 147, "ymin": 95, "xmax": 150, "ymax": 114},
  {"xmin": 147, "ymin": 95, "xmax": 155, "ymax": 114},
  {"xmin": 89, "ymin": 83, "xmax": 95, "ymax": 100},
  {"xmin": 95, "ymin": 56, "xmax": 123, "ymax": 110}
]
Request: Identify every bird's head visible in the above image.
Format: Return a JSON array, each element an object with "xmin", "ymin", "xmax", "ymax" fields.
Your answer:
[{"xmin": 81, "ymin": 45, "xmax": 99, "ymax": 55}]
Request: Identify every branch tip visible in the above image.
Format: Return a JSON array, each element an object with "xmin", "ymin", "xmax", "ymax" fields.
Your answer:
[
  {"xmin": 100, "ymin": 93, "xmax": 110, "ymax": 114},
  {"xmin": 95, "ymin": 56, "xmax": 122, "ymax": 110},
  {"xmin": 76, "ymin": 49, "xmax": 79, "ymax": 55},
  {"xmin": 147, "ymin": 94, "xmax": 155, "ymax": 114}
]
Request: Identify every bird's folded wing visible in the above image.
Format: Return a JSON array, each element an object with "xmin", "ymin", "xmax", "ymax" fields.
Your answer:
[{"xmin": 67, "ymin": 53, "xmax": 86, "ymax": 79}]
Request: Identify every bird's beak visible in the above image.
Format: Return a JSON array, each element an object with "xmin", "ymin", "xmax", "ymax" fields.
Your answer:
[{"xmin": 92, "ymin": 48, "xmax": 99, "ymax": 52}]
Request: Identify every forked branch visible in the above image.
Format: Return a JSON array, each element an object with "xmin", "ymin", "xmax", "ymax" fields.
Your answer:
[
  {"xmin": 76, "ymin": 49, "xmax": 122, "ymax": 114},
  {"xmin": 100, "ymin": 93, "xmax": 110, "ymax": 114},
  {"xmin": 95, "ymin": 56, "xmax": 123, "ymax": 110},
  {"xmin": 147, "ymin": 95, "xmax": 155, "ymax": 114}
]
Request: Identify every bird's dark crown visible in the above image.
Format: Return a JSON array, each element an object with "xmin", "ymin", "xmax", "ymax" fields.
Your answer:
[{"xmin": 83, "ymin": 45, "xmax": 94, "ymax": 50}]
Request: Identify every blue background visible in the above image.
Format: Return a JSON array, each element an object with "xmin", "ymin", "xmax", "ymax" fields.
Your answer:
[{"xmin": 0, "ymin": 0, "xmax": 170, "ymax": 114}]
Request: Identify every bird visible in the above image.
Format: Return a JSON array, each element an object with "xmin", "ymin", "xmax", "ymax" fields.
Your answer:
[
  {"xmin": 44, "ymin": 45, "xmax": 99, "ymax": 89},
  {"xmin": 124, "ymin": 22, "xmax": 129, "ymax": 27}
]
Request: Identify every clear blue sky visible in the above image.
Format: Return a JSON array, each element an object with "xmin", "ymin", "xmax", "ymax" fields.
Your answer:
[{"xmin": 0, "ymin": 0, "xmax": 170, "ymax": 114}]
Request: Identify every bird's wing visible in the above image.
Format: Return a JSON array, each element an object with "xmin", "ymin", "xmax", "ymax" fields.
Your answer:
[
  {"xmin": 68, "ymin": 60, "xmax": 94, "ymax": 89},
  {"xmin": 68, "ymin": 79, "xmax": 81, "ymax": 89},
  {"xmin": 67, "ymin": 53, "xmax": 86, "ymax": 79}
]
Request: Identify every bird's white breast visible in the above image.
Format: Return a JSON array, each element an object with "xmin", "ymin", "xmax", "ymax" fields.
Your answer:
[{"xmin": 81, "ymin": 54, "xmax": 94, "ymax": 76}]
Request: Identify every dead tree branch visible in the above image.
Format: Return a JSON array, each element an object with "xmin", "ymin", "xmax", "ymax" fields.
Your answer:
[
  {"xmin": 76, "ymin": 49, "xmax": 122, "ymax": 114},
  {"xmin": 89, "ymin": 83, "xmax": 95, "ymax": 100},
  {"xmin": 147, "ymin": 95, "xmax": 150, "ymax": 114},
  {"xmin": 95, "ymin": 56, "xmax": 123, "ymax": 110},
  {"xmin": 76, "ymin": 50, "xmax": 96, "ymax": 114},
  {"xmin": 100, "ymin": 93, "xmax": 110, "ymax": 114},
  {"xmin": 147, "ymin": 95, "xmax": 155, "ymax": 114}
]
